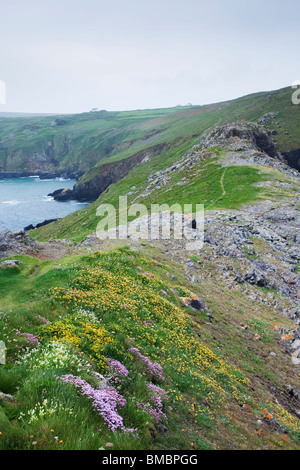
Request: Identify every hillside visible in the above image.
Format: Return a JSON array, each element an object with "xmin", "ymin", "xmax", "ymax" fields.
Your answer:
[
  {"xmin": 0, "ymin": 106, "xmax": 197, "ymax": 175},
  {"xmin": 32, "ymin": 117, "xmax": 299, "ymax": 243},
  {"xmin": 0, "ymin": 87, "xmax": 299, "ymax": 181},
  {"xmin": 0, "ymin": 88, "xmax": 300, "ymax": 451},
  {"xmin": 1, "ymin": 195, "xmax": 300, "ymax": 450},
  {"xmin": 0, "ymin": 229, "xmax": 300, "ymax": 450}
]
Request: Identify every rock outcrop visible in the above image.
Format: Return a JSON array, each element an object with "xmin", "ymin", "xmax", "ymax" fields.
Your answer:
[
  {"xmin": 50, "ymin": 143, "xmax": 168, "ymax": 202},
  {"xmin": 24, "ymin": 218, "xmax": 59, "ymax": 232},
  {"xmin": 0, "ymin": 230, "xmax": 38, "ymax": 259},
  {"xmin": 282, "ymin": 149, "xmax": 300, "ymax": 172},
  {"xmin": 199, "ymin": 121, "xmax": 282, "ymax": 160}
]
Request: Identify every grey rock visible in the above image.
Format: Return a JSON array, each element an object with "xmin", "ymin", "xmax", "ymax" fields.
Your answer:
[{"xmin": 0, "ymin": 391, "xmax": 14, "ymax": 403}]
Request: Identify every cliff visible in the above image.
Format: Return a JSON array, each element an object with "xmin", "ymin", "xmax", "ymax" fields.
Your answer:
[{"xmin": 50, "ymin": 143, "xmax": 168, "ymax": 201}]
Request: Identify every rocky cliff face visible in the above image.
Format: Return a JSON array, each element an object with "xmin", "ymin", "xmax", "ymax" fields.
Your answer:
[
  {"xmin": 282, "ymin": 149, "xmax": 300, "ymax": 171},
  {"xmin": 199, "ymin": 121, "xmax": 282, "ymax": 160}
]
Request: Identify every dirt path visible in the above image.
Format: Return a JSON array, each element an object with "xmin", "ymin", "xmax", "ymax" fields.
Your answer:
[
  {"xmin": 35, "ymin": 239, "xmax": 82, "ymax": 260},
  {"xmin": 207, "ymin": 168, "xmax": 227, "ymax": 208},
  {"xmin": 220, "ymin": 168, "xmax": 226, "ymax": 197},
  {"xmin": 29, "ymin": 265, "xmax": 40, "ymax": 277}
]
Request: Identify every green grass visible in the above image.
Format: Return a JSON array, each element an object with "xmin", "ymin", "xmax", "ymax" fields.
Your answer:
[
  {"xmin": 1, "ymin": 86, "xmax": 299, "ymax": 175},
  {"xmin": 32, "ymin": 154, "xmax": 283, "ymax": 242},
  {"xmin": 3, "ymin": 85, "xmax": 299, "ymax": 245},
  {"xmin": 1, "ymin": 85, "xmax": 300, "ymax": 451},
  {"xmin": 141, "ymin": 163, "xmax": 272, "ymax": 210}
]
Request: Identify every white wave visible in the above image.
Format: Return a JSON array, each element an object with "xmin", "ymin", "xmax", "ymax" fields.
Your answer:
[{"xmin": 1, "ymin": 200, "xmax": 20, "ymax": 205}]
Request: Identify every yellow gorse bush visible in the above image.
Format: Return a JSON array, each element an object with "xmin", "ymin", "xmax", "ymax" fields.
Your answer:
[
  {"xmin": 40, "ymin": 313, "xmax": 115, "ymax": 370},
  {"xmin": 266, "ymin": 402, "xmax": 300, "ymax": 436},
  {"xmin": 47, "ymin": 249, "xmax": 249, "ymax": 407}
]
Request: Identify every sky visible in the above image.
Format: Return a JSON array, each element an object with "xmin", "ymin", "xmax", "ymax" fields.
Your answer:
[{"xmin": 0, "ymin": 0, "xmax": 299, "ymax": 114}]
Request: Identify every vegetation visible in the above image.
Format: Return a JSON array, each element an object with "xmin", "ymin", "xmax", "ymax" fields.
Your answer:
[
  {"xmin": 32, "ymin": 153, "xmax": 292, "ymax": 242},
  {"xmin": 0, "ymin": 86, "xmax": 299, "ymax": 451},
  {"xmin": 0, "ymin": 87, "xmax": 299, "ymax": 175},
  {"xmin": 0, "ymin": 248, "xmax": 299, "ymax": 450}
]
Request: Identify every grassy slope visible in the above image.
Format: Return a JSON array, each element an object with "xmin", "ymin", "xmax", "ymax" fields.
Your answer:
[
  {"xmin": 0, "ymin": 87, "xmax": 299, "ymax": 175},
  {"xmin": 1, "ymin": 88, "xmax": 300, "ymax": 450},
  {"xmin": 72, "ymin": 87, "xmax": 300, "ymax": 185},
  {"xmin": 0, "ymin": 246, "xmax": 299, "ymax": 450},
  {"xmin": 0, "ymin": 107, "xmax": 196, "ymax": 172},
  {"xmin": 30, "ymin": 86, "xmax": 300, "ymax": 242},
  {"xmin": 32, "ymin": 147, "xmax": 297, "ymax": 242}
]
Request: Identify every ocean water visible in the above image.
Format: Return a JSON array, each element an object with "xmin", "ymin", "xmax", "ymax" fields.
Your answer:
[{"xmin": 0, "ymin": 177, "xmax": 88, "ymax": 232}]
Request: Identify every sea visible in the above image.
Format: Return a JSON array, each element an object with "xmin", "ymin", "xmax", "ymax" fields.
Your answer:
[{"xmin": 0, "ymin": 176, "xmax": 89, "ymax": 232}]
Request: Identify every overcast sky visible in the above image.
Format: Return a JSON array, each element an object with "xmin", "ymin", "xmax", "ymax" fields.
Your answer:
[{"xmin": 0, "ymin": 0, "xmax": 299, "ymax": 114}]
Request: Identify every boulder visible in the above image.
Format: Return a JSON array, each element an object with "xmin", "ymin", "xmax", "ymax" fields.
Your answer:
[
  {"xmin": 1, "ymin": 260, "xmax": 20, "ymax": 266},
  {"xmin": 180, "ymin": 296, "xmax": 208, "ymax": 311}
]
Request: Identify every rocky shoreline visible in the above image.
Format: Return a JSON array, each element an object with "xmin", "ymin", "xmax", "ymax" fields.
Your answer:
[
  {"xmin": 0, "ymin": 170, "xmax": 85, "ymax": 234},
  {"xmin": 0, "ymin": 170, "xmax": 84, "ymax": 180},
  {"xmin": 24, "ymin": 218, "xmax": 59, "ymax": 232},
  {"xmin": 48, "ymin": 143, "xmax": 168, "ymax": 202}
]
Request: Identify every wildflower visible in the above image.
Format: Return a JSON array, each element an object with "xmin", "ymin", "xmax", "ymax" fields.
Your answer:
[
  {"xmin": 16, "ymin": 331, "xmax": 39, "ymax": 346},
  {"xmin": 60, "ymin": 375, "xmax": 130, "ymax": 433},
  {"xmin": 128, "ymin": 347, "xmax": 164, "ymax": 381},
  {"xmin": 107, "ymin": 359, "xmax": 129, "ymax": 384},
  {"xmin": 36, "ymin": 315, "xmax": 50, "ymax": 325}
]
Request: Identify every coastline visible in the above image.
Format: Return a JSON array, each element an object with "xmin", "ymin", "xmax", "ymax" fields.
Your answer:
[
  {"xmin": 0, "ymin": 170, "xmax": 84, "ymax": 181},
  {"xmin": 0, "ymin": 175, "xmax": 88, "ymax": 233}
]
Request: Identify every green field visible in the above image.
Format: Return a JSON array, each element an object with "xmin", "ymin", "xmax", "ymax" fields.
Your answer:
[
  {"xmin": 0, "ymin": 87, "xmax": 299, "ymax": 176},
  {"xmin": 32, "ymin": 150, "xmax": 295, "ymax": 242}
]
